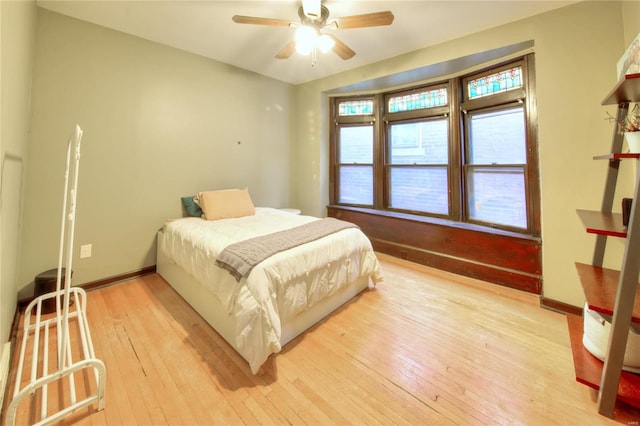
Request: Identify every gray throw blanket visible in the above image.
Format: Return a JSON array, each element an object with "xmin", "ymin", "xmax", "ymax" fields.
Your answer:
[{"xmin": 215, "ymin": 218, "xmax": 358, "ymax": 281}]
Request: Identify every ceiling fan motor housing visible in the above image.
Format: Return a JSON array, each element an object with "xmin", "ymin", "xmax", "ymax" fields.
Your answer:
[{"xmin": 298, "ymin": 5, "xmax": 330, "ymax": 27}]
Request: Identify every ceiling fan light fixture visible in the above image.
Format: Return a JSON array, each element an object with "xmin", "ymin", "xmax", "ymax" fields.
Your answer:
[
  {"xmin": 317, "ymin": 34, "xmax": 335, "ymax": 53},
  {"xmin": 295, "ymin": 25, "xmax": 317, "ymax": 55},
  {"xmin": 232, "ymin": 3, "xmax": 394, "ymax": 62}
]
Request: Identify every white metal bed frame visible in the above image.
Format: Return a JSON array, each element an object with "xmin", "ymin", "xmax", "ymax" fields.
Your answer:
[{"xmin": 6, "ymin": 125, "xmax": 106, "ymax": 425}]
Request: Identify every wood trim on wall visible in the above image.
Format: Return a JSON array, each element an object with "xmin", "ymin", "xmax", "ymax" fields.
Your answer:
[
  {"xmin": 17, "ymin": 266, "xmax": 157, "ymax": 308},
  {"xmin": 79, "ymin": 265, "xmax": 157, "ymax": 292},
  {"xmin": 328, "ymin": 205, "xmax": 543, "ymax": 294},
  {"xmin": 541, "ymin": 297, "xmax": 583, "ymax": 317}
]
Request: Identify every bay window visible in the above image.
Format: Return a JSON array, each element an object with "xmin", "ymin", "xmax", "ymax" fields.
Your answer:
[{"xmin": 330, "ymin": 55, "xmax": 540, "ymax": 237}]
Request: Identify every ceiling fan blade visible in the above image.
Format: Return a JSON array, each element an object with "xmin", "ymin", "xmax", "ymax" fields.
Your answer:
[
  {"xmin": 327, "ymin": 35, "xmax": 355, "ymax": 60},
  {"xmin": 232, "ymin": 15, "xmax": 292, "ymax": 27},
  {"xmin": 334, "ymin": 11, "xmax": 394, "ymax": 29},
  {"xmin": 275, "ymin": 40, "xmax": 296, "ymax": 59}
]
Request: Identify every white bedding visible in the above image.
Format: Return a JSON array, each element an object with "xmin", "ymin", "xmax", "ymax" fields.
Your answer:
[{"xmin": 159, "ymin": 207, "xmax": 383, "ymax": 373}]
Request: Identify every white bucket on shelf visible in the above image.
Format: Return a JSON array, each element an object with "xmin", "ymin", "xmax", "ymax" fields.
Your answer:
[
  {"xmin": 582, "ymin": 303, "xmax": 640, "ymax": 373},
  {"xmin": 625, "ymin": 132, "xmax": 640, "ymax": 153}
]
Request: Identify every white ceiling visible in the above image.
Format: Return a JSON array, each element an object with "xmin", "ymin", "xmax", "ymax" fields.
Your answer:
[{"xmin": 36, "ymin": 0, "xmax": 579, "ymax": 85}]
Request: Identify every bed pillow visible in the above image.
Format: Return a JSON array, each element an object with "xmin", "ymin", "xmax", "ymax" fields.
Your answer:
[
  {"xmin": 195, "ymin": 188, "xmax": 255, "ymax": 220},
  {"xmin": 181, "ymin": 196, "xmax": 203, "ymax": 217}
]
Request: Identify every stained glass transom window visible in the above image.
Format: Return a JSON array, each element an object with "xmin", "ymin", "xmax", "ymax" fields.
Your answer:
[
  {"xmin": 468, "ymin": 66, "xmax": 522, "ymax": 99},
  {"xmin": 388, "ymin": 89, "xmax": 448, "ymax": 113},
  {"xmin": 338, "ymin": 100, "xmax": 374, "ymax": 116}
]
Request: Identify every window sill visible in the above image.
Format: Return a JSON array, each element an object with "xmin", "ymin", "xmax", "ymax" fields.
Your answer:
[{"xmin": 327, "ymin": 205, "xmax": 541, "ymax": 242}]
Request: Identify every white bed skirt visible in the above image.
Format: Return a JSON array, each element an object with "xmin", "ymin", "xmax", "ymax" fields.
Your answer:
[{"xmin": 156, "ymin": 230, "xmax": 371, "ymax": 367}]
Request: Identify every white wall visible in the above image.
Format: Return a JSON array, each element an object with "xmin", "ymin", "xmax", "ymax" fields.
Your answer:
[
  {"xmin": 0, "ymin": 0, "xmax": 37, "ymax": 343},
  {"xmin": 292, "ymin": 1, "xmax": 639, "ymax": 307},
  {"xmin": 18, "ymin": 9, "xmax": 295, "ymax": 288}
]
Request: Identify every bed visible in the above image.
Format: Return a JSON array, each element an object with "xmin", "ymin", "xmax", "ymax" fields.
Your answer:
[{"xmin": 156, "ymin": 190, "xmax": 382, "ymax": 374}]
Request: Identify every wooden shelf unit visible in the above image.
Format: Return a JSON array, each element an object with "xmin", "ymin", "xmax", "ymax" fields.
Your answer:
[
  {"xmin": 602, "ymin": 73, "xmax": 640, "ymax": 106},
  {"xmin": 593, "ymin": 153, "xmax": 640, "ymax": 160},
  {"xmin": 575, "ymin": 262, "xmax": 640, "ymax": 324},
  {"xmin": 576, "ymin": 209, "xmax": 627, "ymax": 238},
  {"xmin": 571, "ymin": 73, "xmax": 640, "ymax": 418},
  {"xmin": 567, "ymin": 315, "xmax": 640, "ymax": 407}
]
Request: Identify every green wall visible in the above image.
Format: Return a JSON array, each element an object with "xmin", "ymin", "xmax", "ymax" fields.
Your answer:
[
  {"xmin": 1, "ymin": 1, "xmax": 37, "ymax": 343},
  {"xmin": 19, "ymin": 8, "xmax": 295, "ymax": 288}
]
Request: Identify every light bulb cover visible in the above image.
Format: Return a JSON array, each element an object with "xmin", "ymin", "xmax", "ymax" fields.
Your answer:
[
  {"xmin": 295, "ymin": 26, "xmax": 317, "ymax": 55},
  {"xmin": 318, "ymin": 34, "xmax": 335, "ymax": 53}
]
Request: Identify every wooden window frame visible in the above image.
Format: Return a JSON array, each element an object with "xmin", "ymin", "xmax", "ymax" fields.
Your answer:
[
  {"xmin": 329, "ymin": 54, "xmax": 540, "ymax": 238},
  {"xmin": 384, "ymin": 110, "xmax": 452, "ymax": 218}
]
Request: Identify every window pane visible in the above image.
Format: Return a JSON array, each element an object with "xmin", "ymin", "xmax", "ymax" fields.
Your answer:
[
  {"xmin": 388, "ymin": 88, "xmax": 448, "ymax": 113},
  {"xmin": 468, "ymin": 66, "xmax": 522, "ymax": 99},
  {"xmin": 339, "ymin": 126, "xmax": 373, "ymax": 163},
  {"xmin": 338, "ymin": 166, "xmax": 373, "ymax": 205},
  {"xmin": 467, "ymin": 167, "xmax": 526, "ymax": 228},
  {"xmin": 389, "ymin": 119, "xmax": 448, "ymax": 165},
  {"xmin": 469, "ymin": 107, "xmax": 526, "ymax": 164},
  {"xmin": 389, "ymin": 167, "xmax": 448, "ymax": 215},
  {"xmin": 338, "ymin": 100, "xmax": 373, "ymax": 116}
]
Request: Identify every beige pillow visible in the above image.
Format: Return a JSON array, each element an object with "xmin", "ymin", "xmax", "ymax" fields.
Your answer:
[{"xmin": 195, "ymin": 188, "xmax": 255, "ymax": 221}]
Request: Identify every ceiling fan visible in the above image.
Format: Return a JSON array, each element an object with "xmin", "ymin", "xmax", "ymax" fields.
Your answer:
[{"xmin": 231, "ymin": 0, "xmax": 394, "ymax": 61}]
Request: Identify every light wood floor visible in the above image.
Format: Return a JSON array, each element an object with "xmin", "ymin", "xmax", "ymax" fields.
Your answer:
[{"xmin": 3, "ymin": 253, "xmax": 639, "ymax": 425}]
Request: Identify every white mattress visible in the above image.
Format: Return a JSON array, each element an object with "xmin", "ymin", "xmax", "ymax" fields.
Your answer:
[{"xmin": 159, "ymin": 207, "xmax": 383, "ymax": 373}]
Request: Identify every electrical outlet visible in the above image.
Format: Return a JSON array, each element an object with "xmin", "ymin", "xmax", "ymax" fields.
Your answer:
[{"xmin": 80, "ymin": 244, "xmax": 92, "ymax": 259}]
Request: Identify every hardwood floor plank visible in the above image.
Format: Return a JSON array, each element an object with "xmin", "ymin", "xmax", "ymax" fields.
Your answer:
[
  {"xmin": 114, "ymin": 279, "xmax": 223, "ymax": 425},
  {"xmin": 86, "ymin": 289, "xmax": 127, "ymax": 426},
  {"xmin": 317, "ymin": 298, "xmax": 499, "ymax": 423},
  {"xmin": 3, "ymin": 254, "xmax": 637, "ymax": 425},
  {"xmin": 135, "ymin": 279, "xmax": 263, "ymax": 424}
]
